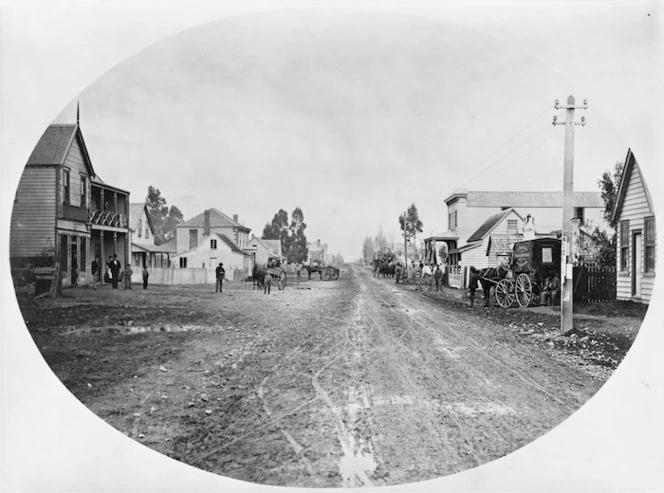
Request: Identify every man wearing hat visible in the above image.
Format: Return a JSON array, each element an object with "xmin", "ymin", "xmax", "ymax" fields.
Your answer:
[
  {"xmin": 109, "ymin": 254, "xmax": 122, "ymax": 289},
  {"xmin": 215, "ymin": 262, "xmax": 226, "ymax": 293}
]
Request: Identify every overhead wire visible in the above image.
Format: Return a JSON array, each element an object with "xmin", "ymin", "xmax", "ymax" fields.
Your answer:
[{"xmin": 459, "ymin": 107, "xmax": 553, "ymax": 187}]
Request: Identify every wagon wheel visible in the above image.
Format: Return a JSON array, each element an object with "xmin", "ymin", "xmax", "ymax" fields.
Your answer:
[
  {"xmin": 322, "ymin": 268, "xmax": 332, "ymax": 281},
  {"xmin": 331, "ymin": 269, "xmax": 340, "ymax": 280},
  {"xmin": 495, "ymin": 279, "xmax": 515, "ymax": 308},
  {"xmin": 515, "ymin": 273, "xmax": 533, "ymax": 307},
  {"xmin": 277, "ymin": 270, "xmax": 287, "ymax": 290}
]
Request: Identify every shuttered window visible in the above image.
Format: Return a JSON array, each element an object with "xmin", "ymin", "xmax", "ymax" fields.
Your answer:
[
  {"xmin": 645, "ymin": 216, "xmax": 656, "ymax": 273},
  {"xmin": 620, "ymin": 220, "xmax": 630, "ymax": 271}
]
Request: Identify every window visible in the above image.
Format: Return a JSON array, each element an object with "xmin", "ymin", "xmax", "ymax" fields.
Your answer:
[
  {"xmin": 454, "ymin": 211, "xmax": 458, "ymax": 230},
  {"xmin": 63, "ymin": 168, "xmax": 71, "ymax": 203},
  {"xmin": 620, "ymin": 220, "xmax": 630, "ymax": 271},
  {"xmin": 645, "ymin": 216, "xmax": 656, "ymax": 273},
  {"xmin": 448, "ymin": 212, "xmax": 452, "ymax": 230},
  {"xmin": 507, "ymin": 219, "xmax": 518, "ymax": 233},
  {"xmin": 210, "ymin": 239, "xmax": 217, "ymax": 250},
  {"xmin": 138, "ymin": 219, "xmax": 142, "ymax": 238},
  {"xmin": 542, "ymin": 247, "xmax": 552, "ymax": 264},
  {"xmin": 145, "ymin": 224, "xmax": 149, "ymax": 239},
  {"xmin": 574, "ymin": 207, "xmax": 585, "ymax": 224},
  {"xmin": 80, "ymin": 240, "xmax": 87, "ymax": 272},
  {"xmin": 189, "ymin": 229, "xmax": 198, "ymax": 250},
  {"xmin": 179, "ymin": 257, "xmax": 188, "ymax": 268},
  {"xmin": 80, "ymin": 175, "xmax": 87, "ymax": 207}
]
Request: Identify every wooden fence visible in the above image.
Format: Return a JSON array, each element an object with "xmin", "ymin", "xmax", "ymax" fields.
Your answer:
[
  {"xmin": 573, "ymin": 266, "xmax": 616, "ymax": 303},
  {"xmin": 447, "ymin": 265, "xmax": 467, "ymax": 289},
  {"xmin": 130, "ymin": 267, "xmax": 249, "ymax": 285}
]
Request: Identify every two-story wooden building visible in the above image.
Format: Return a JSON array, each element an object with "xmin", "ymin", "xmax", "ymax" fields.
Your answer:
[{"xmin": 10, "ymin": 123, "xmax": 130, "ymax": 287}]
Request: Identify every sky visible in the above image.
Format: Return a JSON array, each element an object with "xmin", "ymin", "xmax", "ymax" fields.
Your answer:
[
  {"xmin": 39, "ymin": 3, "xmax": 657, "ymax": 261},
  {"xmin": 1, "ymin": 2, "xmax": 662, "ymax": 492}
]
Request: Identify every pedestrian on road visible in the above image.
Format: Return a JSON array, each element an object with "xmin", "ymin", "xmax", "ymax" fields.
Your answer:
[
  {"xmin": 142, "ymin": 265, "xmax": 150, "ymax": 289},
  {"xmin": 433, "ymin": 264, "xmax": 443, "ymax": 292},
  {"xmin": 215, "ymin": 262, "xmax": 225, "ymax": 293},
  {"xmin": 109, "ymin": 254, "xmax": 122, "ymax": 289},
  {"xmin": 91, "ymin": 255, "xmax": 100, "ymax": 290},
  {"xmin": 124, "ymin": 264, "xmax": 133, "ymax": 289},
  {"xmin": 264, "ymin": 273, "xmax": 272, "ymax": 294},
  {"xmin": 468, "ymin": 266, "xmax": 480, "ymax": 307},
  {"xmin": 296, "ymin": 262, "xmax": 302, "ymax": 284},
  {"xmin": 395, "ymin": 263, "xmax": 402, "ymax": 283}
]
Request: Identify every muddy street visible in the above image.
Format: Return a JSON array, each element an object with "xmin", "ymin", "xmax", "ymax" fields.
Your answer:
[{"xmin": 22, "ymin": 266, "xmax": 629, "ymax": 487}]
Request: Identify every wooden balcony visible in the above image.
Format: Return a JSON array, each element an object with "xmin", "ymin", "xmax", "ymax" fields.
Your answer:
[
  {"xmin": 89, "ymin": 209, "xmax": 128, "ymax": 228},
  {"xmin": 62, "ymin": 203, "xmax": 90, "ymax": 223}
]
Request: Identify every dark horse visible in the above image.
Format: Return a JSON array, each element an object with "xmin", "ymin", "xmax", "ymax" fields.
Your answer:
[
  {"xmin": 305, "ymin": 264, "xmax": 324, "ymax": 280},
  {"xmin": 252, "ymin": 264, "xmax": 267, "ymax": 290},
  {"xmin": 476, "ymin": 265, "xmax": 508, "ymax": 307}
]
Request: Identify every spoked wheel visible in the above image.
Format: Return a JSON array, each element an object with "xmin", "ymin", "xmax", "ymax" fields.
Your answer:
[
  {"xmin": 322, "ymin": 268, "xmax": 331, "ymax": 281},
  {"xmin": 495, "ymin": 279, "xmax": 515, "ymax": 308},
  {"xmin": 330, "ymin": 269, "xmax": 340, "ymax": 280},
  {"xmin": 515, "ymin": 273, "xmax": 533, "ymax": 307},
  {"xmin": 277, "ymin": 271, "xmax": 287, "ymax": 290}
]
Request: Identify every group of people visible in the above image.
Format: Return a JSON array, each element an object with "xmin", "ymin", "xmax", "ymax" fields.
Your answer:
[
  {"xmin": 394, "ymin": 261, "xmax": 445, "ymax": 292},
  {"xmin": 90, "ymin": 254, "xmax": 150, "ymax": 290}
]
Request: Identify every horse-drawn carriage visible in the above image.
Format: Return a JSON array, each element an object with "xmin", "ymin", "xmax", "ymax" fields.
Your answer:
[
  {"xmin": 479, "ymin": 238, "xmax": 561, "ymax": 308},
  {"xmin": 253, "ymin": 258, "xmax": 287, "ymax": 290},
  {"xmin": 305, "ymin": 261, "xmax": 340, "ymax": 281}
]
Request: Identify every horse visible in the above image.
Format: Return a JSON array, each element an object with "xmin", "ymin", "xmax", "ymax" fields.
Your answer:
[
  {"xmin": 476, "ymin": 265, "xmax": 509, "ymax": 307},
  {"xmin": 252, "ymin": 264, "xmax": 267, "ymax": 290},
  {"xmin": 305, "ymin": 264, "xmax": 323, "ymax": 280}
]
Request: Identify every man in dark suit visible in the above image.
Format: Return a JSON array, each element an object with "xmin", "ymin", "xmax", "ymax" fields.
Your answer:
[
  {"xmin": 109, "ymin": 254, "xmax": 122, "ymax": 289},
  {"xmin": 215, "ymin": 262, "xmax": 226, "ymax": 293}
]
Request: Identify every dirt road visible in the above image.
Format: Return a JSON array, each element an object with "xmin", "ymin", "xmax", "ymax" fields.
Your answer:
[{"xmin": 22, "ymin": 266, "xmax": 641, "ymax": 487}]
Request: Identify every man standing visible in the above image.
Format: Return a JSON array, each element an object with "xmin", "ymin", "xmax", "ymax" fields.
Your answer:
[
  {"xmin": 109, "ymin": 254, "xmax": 122, "ymax": 289},
  {"xmin": 124, "ymin": 263, "xmax": 133, "ymax": 289},
  {"xmin": 264, "ymin": 273, "xmax": 272, "ymax": 294},
  {"xmin": 215, "ymin": 262, "xmax": 225, "ymax": 293},
  {"xmin": 91, "ymin": 255, "xmax": 100, "ymax": 290},
  {"xmin": 433, "ymin": 264, "xmax": 443, "ymax": 292}
]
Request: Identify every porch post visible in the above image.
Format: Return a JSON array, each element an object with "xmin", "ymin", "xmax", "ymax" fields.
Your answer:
[{"xmin": 100, "ymin": 231, "xmax": 105, "ymax": 283}]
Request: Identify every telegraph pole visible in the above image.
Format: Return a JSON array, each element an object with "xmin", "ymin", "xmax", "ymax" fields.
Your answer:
[
  {"xmin": 553, "ymin": 95, "xmax": 587, "ymax": 334},
  {"xmin": 403, "ymin": 210, "xmax": 408, "ymax": 265}
]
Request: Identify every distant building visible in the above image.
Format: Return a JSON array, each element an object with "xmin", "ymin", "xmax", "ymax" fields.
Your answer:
[
  {"xmin": 173, "ymin": 208, "xmax": 253, "ymax": 272},
  {"xmin": 10, "ymin": 123, "xmax": 130, "ymax": 287},
  {"xmin": 307, "ymin": 239, "xmax": 328, "ymax": 265},
  {"xmin": 612, "ymin": 149, "xmax": 656, "ymax": 304},
  {"xmin": 128, "ymin": 203, "xmax": 172, "ymax": 269},
  {"xmin": 246, "ymin": 236, "xmax": 286, "ymax": 268}
]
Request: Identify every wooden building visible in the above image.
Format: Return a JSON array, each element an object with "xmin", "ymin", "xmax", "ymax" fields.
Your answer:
[
  {"xmin": 176, "ymin": 208, "xmax": 250, "ymax": 255},
  {"xmin": 10, "ymin": 123, "xmax": 130, "ymax": 287},
  {"xmin": 128, "ymin": 203, "xmax": 172, "ymax": 269},
  {"xmin": 612, "ymin": 149, "xmax": 656, "ymax": 303}
]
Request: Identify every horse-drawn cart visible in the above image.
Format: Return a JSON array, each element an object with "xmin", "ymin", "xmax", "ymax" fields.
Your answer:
[
  {"xmin": 253, "ymin": 258, "xmax": 287, "ymax": 290},
  {"xmin": 305, "ymin": 262, "xmax": 340, "ymax": 281},
  {"xmin": 479, "ymin": 238, "xmax": 561, "ymax": 308}
]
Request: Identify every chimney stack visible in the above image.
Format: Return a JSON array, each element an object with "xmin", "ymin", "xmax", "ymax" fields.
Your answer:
[
  {"xmin": 204, "ymin": 209, "xmax": 210, "ymax": 236},
  {"xmin": 317, "ymin": 239, "xmax": 321, "ymax": 247},
  {"xmin": 233, "ymin": 214, "xmax": 239, "ymax": 224}
]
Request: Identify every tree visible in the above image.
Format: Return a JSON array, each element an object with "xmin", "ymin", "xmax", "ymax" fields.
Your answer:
[
  {"xmin": 362, "ymin": 236, "xmax": 375, "ymax": 265},
  {"xmin": 598, "ymin": 161, "xmax": 625, "ymax": 229},
  {"xmin": 398, "ymin": 203, "xmax": 423, "ymax": 241},
  {"xmin": 145, "ymin": 186, "xmax": 183, "ymax": 245},
  {"xmin": 374, "ymin": 226, "xmax": 388, "ymax": 256},
  {"xmin": 261, "ymin": 207, "xmax": 309, "ymax": 263}
]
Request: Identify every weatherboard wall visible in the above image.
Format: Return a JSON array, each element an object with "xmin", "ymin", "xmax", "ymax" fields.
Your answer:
[
  {"xmin": 10, "ymin": 167, "xmax": 58, "ymax": 258},
  {"xmin": 615, "ymin": 163, "xmax": 655, "ymax": 304}
]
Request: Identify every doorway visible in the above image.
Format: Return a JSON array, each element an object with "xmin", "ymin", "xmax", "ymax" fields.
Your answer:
[{"xmin": 632, "ymin": 232, "xmax": 642, "ymax": 297}]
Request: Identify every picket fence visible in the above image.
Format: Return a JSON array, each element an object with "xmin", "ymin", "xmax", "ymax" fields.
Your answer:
[{"xmin": 131, "ymin": 267, "xmax": 249, "ymax": 285}]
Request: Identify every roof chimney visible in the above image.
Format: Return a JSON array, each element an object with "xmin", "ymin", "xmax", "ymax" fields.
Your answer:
[
  {"xmin": 233, "ymin": 214, "xmax": 239, "ymax": 224},
  {"xmin": 204, "ymin": 209, "xmax": 210, "ymax": 236},
  {"xmin": 317, "ymin": 239, "xmax": 321, "ymax": 247}
]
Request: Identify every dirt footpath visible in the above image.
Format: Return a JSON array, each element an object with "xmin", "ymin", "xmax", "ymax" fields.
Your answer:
[{"xmin": 19, "ymin": 266, "xmax": 645, "ymax": 487}]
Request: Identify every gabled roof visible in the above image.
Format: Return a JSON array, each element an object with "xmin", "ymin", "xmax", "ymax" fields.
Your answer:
[
  {"xmin": 249, "ymin": 236, "xmax": 270, "ymax": 250},
  {"xmin": 128, "ymin": 203, "xmax": 154, "ymax": 232},
  {"xmin": 612, "ymin": 148, "xmax": 654, "ymax": 223},
  {"xmin": 131, "ymin": 242, "xmax": 171, "ymax": 254},
  {"xmin": 450, "ymin": 242, "xmax": 481, "ymax": 254},
  {"xmin": 27, "ymin": 124, "xmax": 95, "ymax": 175},
  {"xmin": 445, "ymin": 190, "xmax": 604, "ymax": 208},
  {"xmin": 159, "ymin": 239, "xmax": 177, "ymax": 253},
  {"xmin": 486, "ymin": 234, "xmax": 523, "ymax": 256},
  {"xmin": 467, "ymin": 208, "xmax": 524, "ymax": 243},
  {"xmin": 178, "ymin": 208, "xmax": 250, "ymax": 231}
]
